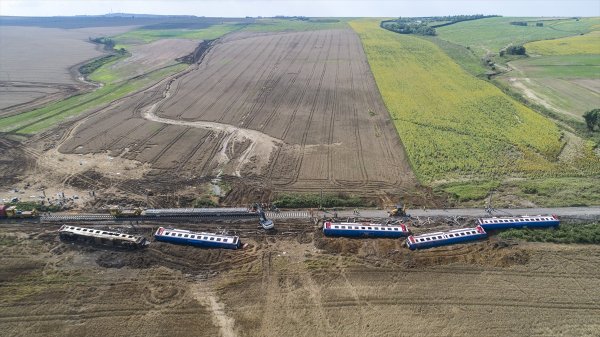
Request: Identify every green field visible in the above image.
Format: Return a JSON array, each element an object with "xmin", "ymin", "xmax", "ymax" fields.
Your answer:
[
  {"xmin": 499, "ymin": 54, "xmax": 600, "ymax": 118},
  {"xmin": 511, "ymin": 54, "xmax": 600, "ymax": 77},
  {"xmin": 498, "ymin": 222, "xmax": 600, "ymax": 244},
  {"xmin": 349, "ymin": 19, "xmax": 567, "ymax": 182},
  {"xmin": 436, "ymin": 17, "xmax": 600, "ymax": 56},
  {"xmin": 526, "ymin": 30, "xmax": 600, "ymax": 55},
  {"xmin": 0, "ymin": 64, "xmax": 186, "ymax": 134},
  {"xmin": 242, "ymin": 18, "xmax": 348, "ymax": 32},
  {"xmin": 440, "ymin": 177, "xmax": 600, "ymax": 207},
  {"xmin": 113, "ymin": 23, "xmax": 244, "ymax": 48}
]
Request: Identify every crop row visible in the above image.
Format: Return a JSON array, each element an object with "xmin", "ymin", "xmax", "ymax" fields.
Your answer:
[{"xmin": 349, "ymin": 19, "xmax": 567, "ymax": 182}]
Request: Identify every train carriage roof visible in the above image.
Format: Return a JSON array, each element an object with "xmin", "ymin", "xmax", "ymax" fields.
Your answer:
[
  {"xmin": 156, "ymin": 227, "xmax": 239, "ymax": 241},
  {"xmin": 59, "ymin": 225, "xmax": 144, "ymax": 243}
]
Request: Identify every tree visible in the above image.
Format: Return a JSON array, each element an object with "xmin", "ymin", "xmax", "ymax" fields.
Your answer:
[{"xmin": 583, "ymin": 108, "xmax": 600, "ymax": 131}]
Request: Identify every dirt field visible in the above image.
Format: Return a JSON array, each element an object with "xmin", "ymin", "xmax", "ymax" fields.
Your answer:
[
  {"xmin": 1, "ymin": 221, "xmax": 599, "ymax": 337},
  {"xmin": 54, "ymin": 28, "xmax": 416, "ymax": 202},
  {"xmin": 96, "ymin": 38, "xmax": 200, "ymax": 82},
  {"xmin": 0, "ymin": 25, "xmax": 133, "ymax": 115}
]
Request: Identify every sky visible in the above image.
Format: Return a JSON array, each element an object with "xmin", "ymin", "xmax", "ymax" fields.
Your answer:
[{"xmin": 0, "ymin": 0, "xmax": 599, "ymax": 18}]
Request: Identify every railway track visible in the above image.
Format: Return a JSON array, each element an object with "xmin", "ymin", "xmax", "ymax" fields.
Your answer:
[{"xmin": 1, "ymin": 211, "xmax": 309, "ymax": 223}]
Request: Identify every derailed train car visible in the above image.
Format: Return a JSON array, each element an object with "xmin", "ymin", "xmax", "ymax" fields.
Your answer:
[
  {"xmin": 477, "ymin": 215, "xmax": 559, "ymax": 231},
  {"xmin": 406, "ymin": 226, "xmax": 487, "ymax": 250},
  {"xmin": 59, "ymin": 225, "xmax": 148, "ymax": 249},
  {"xmin": 323, "ymin": 221, "xmax": 410, "ymax": 238},
  {"xmin": 154, "ymin": 227, "xmax": 243, "ymax": 250}
]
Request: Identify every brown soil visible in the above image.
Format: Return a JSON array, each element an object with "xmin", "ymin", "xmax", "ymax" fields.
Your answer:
[
  {"xmin": 2, "ymin": 221, "xmax": 599, "ymax": 337},
  {"xmin": 0, "ymin": 26, "xmax": 134, "ymax": 116},
  {"xmin": 48, "ymin": 28, "xmax": 417, "ymax": 205}
]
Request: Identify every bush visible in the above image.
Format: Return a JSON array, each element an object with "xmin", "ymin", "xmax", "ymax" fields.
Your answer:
[
  {"xmin": 193, "ymin": 197, "xmax": 218, "ymax": 207},
  {"xmin": 501, "ymin": 45, "xmax": 526, "ymax": 56},
  {"xmin": 583, "ymin": 108, "xmax": 600, "ymax": 131},
  {"xmin": 273, "ymin": 193, "xmax": 369, "ymax": 208}
]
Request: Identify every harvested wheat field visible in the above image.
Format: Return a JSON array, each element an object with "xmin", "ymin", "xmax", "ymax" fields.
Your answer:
[
  {"xmin": 0, "ymin": 25, "xmax": 132, "ymax": 115},
  {"xmin": 1, "ymin": 222, "xmax": 599, "ymax": 337},
  {"xmin": 58, "ymin": 28, "xmax": 416, "ymax": 199}
]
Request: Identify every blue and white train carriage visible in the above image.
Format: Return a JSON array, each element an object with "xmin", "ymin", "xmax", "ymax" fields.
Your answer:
[
  {"xmin": 154, "ymin": 227, "xmax": 242, "ymax": 249},
  {"xmin": 323, "ymin": 221, "xmax": 410, "ymax": 238},
  {"xmin": 477, "ymin": 215, "xmax": 559, "ymax": 231},
  {"xmin": 406, "ymin": 225, "xmax": 487, "ymax": 250}
]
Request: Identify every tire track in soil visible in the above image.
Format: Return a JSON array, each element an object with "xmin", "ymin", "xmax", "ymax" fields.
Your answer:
[
  {"xmin": 256, "ymin": 32, "xmax": 312, "ymax": 133},
  {"xmin": 271, "ymin": 30, "xmax": 333, "ymax": 187},
  {"xmin": 174, "ymin": 132, "xmax": 212, "ymax": 173},
  {"xmin": 147, "ymin": 127, "xmax": 191, "ymax": 165},
  {"xmin": 266, "ymin": 31, "xmax": 320, "ymax": 183},
  {"xmin": 288, "ymin": 30, "xmax": 335, "ymax": 186},
  {"xmin": 213, "ymin": 34, "xmax": 292, "ymax": 128},
  {"xmin": 171, "ymin": 35, "xmax": 278, "ymax": 120},
  {"xmin": 258, "ymin": 249, "xmax": 275, "ymax": 336},
  {"xmin": 198, "ymin": 34, "xmax": 286, "ymax": 124},
  {"xmin": 345, "ymin": 30, "xmax": 369, "ymax": 187},
  {"xmin": 237, "ymin": 33, "xmax": 301, "ymax": 128}
]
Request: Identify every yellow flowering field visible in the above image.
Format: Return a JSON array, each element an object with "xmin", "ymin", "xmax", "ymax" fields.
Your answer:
[{"xmin": 349, "ymin": 19, "xmax": 565, "ymax": 182}]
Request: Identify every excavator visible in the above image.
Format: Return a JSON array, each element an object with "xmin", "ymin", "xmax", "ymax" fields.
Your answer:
[{"xmin": 388, "ymin": 203, "xmax": 408, "ymax": 217}]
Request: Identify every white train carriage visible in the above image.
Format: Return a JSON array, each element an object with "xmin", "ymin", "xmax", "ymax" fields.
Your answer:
[
  {"xmin": 143, "ymin": 207, "xmax": 256, "ymax": 218},
  {"xmin": 478, "ymin": 215, "xmax": 559, "ymax": 231},
  {"xmin": 154, "ymin": 227, "xmax": 242, "ymax": 249},
  {"xmin": 406, "ymin": 226, "xmax": 487, "ymax": 250},
  {"xmin": 323, "ymin": 221, "xmax": 410, "ymax": 238},
  {"xmin": 58, "ymin": 225, "xmax": 148, "ymax": 249}
]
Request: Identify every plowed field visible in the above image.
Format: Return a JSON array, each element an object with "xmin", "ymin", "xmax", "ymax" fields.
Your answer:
[
  {"xmin": 58, "ymin": 29, "xmax": 416, "ymax": 198},
  {"xmin": 2, "ymin": 222, "xmax": 599, "ymax": 337}
]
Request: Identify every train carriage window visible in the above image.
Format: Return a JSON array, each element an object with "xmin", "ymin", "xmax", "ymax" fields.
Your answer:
[
  {"xmin": 203, "ymin": 236, "xmax": 208, "ymax": 240},
  {"xmin": 224, "ymin": 239, "xmax": 228, "ymax": 242},
  {"xmin": 368, "ymin": 227, "xmax": 372, "ymax": 230},
  {"xmin": 449, "ymin": 234, "xmax": 454, "ymax": 237},
  {"xmin": 426, "ymin": 237, "xmax": 431, "ymax": 241},
  {"xmin": 178, "ymin": 234, "xmax": 183, "ymax": 237},
  {"xmin": 361, "ymin": 227, "xmax": 366, "ymax": 230},
  {"xmin": 388, "ymin": 228, "xmax": 392, "ymax": 230},
  {"xmin": 217, "ymin": 238, "xmax": 221, "ymax": 242},
  {"xmin": 165, "ymin": 232, "xmax": 170, "ymax": 235},
  {"xmin": 340, "ymin": 226, "xmax": 345, "ymax": 229},
  {"xmin": 184, "ymin": 234, "xmax": 189, "ymax": 238},
  {"xmin": 190, "ymin": 235, "xmax": 195, "ymax": 239},
  {"xmin": 210, "ymin": 237, "xmax": 215, "ymax": 241}
]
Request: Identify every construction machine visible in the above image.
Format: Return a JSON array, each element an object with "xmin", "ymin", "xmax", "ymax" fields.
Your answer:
[{"xmin": 388, "ymin": 203, "xmax": 408, "ymax": 217}]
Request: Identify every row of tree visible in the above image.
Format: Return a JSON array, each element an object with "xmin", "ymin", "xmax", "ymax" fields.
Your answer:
[
  {"xmin": 383, "ymin": 14, "xmax": 498, "ymax": 36},
  {"xmin": 385, "ymin": 22, "xmax": 436, "ymax": 36}
]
